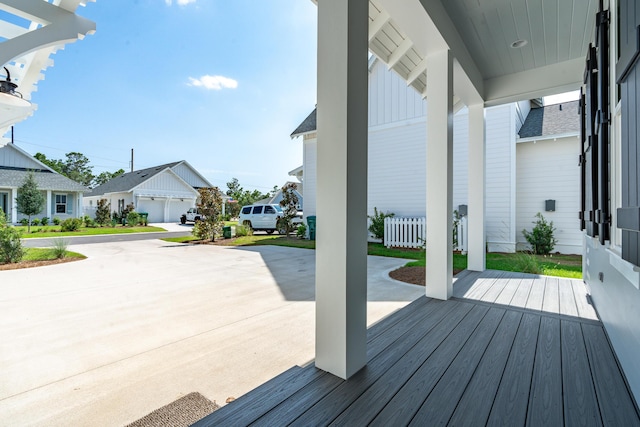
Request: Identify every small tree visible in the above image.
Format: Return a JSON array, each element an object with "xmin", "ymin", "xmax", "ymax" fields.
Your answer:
[
  {"xmin": 522, "ymin": 212, "xmax": 557, "ymax": 255},
  {"xmin": 279, "ymin": 183, "xmax": 299, "ymax": 236},
  {"xmin": 0, "ymin": 207, "xmax": 23, "ymax": 264},
  {"xmin": 193, "ymin": 187, "xmax": 224, "ymax": 241},
  {"xmin": 16, "ymin": 173, "xmax": 45, "ymax": 233},
  {"xmin": 95, "ymin": 198, "xmax": 111, "ymax": 226}
]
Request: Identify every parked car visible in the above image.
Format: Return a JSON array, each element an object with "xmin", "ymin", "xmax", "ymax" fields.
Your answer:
[
  {"xmin": 180, "ymin": 208, "xmax": 204, "ymax": 224},
  {"xmin": 238, "ymin": 204, "xmax": 302, "ymax": 234}
]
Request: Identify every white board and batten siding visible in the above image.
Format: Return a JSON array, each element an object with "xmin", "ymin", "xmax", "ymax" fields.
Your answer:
[
  {"xmin": 171, "ymin": 162, "xmax": 211, "ymax": 188},
  {"xmin": 516, "ymin": 136, "xmax": 582, "ymax": 254},
  {"xmin": 302, "ymin": 136, "xmax": 317, "ymax": 218}
]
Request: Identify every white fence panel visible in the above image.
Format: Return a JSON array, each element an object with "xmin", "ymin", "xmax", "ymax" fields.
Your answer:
[{"xmin": 384, "ymin": 217, "xmax": 426, "ymax": 248}]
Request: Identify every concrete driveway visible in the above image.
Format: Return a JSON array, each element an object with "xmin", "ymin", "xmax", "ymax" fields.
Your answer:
[{"xmin": 0, "ymin": 239, "xmax": 423, "ymax": 426}]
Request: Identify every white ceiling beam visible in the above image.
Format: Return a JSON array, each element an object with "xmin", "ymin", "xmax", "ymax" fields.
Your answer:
[
  {"xmin": 0, "ymin": 0, "xmax": 71, "ymax": 25},
  {"xmin": 387, "ymin": 38, "xmax": 413, "ymax": 70},
  {"xmin": 406, "ymin": 57, "xmax": 427, "ymax": 85},
  {"xmin": 0, "ymin": 21, "xmax": 29, "ymax": 39},
  {"xmin": 483, "ymin": 57, "xmax": 584, "ymax": 106},
  {"xmin": 368, "ymin": 10, "xmax": 389, "ymax": 42}
]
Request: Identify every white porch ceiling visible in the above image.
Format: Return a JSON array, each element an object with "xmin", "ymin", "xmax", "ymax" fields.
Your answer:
[
  {"xmin": 368, "ymin": 0, "xmax": 598, "ymax": 106},
  {"xmin": 0, "ymin": 0, "xmax": 95, "ymax": 137}
]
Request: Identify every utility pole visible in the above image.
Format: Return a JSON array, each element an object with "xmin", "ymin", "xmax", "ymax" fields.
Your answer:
[{"xmin": 130, "ymin": 148, "xmax": 134, "ymax": 172}]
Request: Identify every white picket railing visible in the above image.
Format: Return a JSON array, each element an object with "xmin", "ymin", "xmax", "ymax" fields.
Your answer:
[
  {"xmin": 383, "ymin": 215, "xmax": 468, "ymax": 252},
  {"xmin": 384, "ymin": 217, "xmax": 426, "ymax": 248}
]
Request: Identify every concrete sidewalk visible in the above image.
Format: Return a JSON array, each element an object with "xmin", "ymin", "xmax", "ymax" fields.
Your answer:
[{"xmin": 0, "ymin": 239, "xmax": 423, "ymax": 426}]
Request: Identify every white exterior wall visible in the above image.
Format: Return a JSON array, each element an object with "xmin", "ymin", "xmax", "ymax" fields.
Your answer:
[
  {"xmin": 0, "ymin": 144, "xmax": 44, "ymax": 170},
  {"xmin": 368, "ymin": 59, "xmax": 426, "ymax": 127},
  {"xmin": 171, "ymin": 163, "xmax": 211, "ymax": 188},
  {"xmin": 84, "ymin": 192, "xmax": 133, "ymax": 217},
  {"xmin": 302, "ymin": 135, "xmax": 317, "ymax": 218},
  {"xmin": 485, "ymin": 104, "xmax": 517, "ymax": 252},
  {"xmin": 516, "ymin": 136, "xmax": 582, "ymax": 254}
]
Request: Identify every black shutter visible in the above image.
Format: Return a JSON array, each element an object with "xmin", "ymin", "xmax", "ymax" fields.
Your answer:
[
  {"xmin": 596, "ymin": 9, "xmax": 610, "ymax": 244},
  {"xmin": 616, "ymin": 0, "xmax": 640, "ymax": 267},
  {"xmin": 581, "ymin": 45, "xmax": 599, "ymax": 238}
]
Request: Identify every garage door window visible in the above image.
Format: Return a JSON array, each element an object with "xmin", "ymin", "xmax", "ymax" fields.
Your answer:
[{"xmin": 55, "ymin": 194, "xmax": 67, "ymax": 214}]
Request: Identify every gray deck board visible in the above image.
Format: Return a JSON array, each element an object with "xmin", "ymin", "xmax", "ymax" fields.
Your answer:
[
  {"xmin": 447, "ymin": 310, "xmax": 523, "ymax": 426},
  {"xmin": 193, "ymin": 271, "xmax": 640, "ymax": 427},
  {"xmin": 527, "ymin": 316, "xmax": 563, "ymax": 426},
  {"xmin": 561, "ymin": 320, "xmax": 603, "ymax": 426}
]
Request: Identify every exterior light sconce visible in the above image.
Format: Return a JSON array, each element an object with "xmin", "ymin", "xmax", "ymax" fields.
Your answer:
[
  {"xmin": 545, "ymin": 199, "xmax": 556, "ymax": 212},
  {"xmin": 0, "ymin": 66, "xmax": 30, "ymax": 108},
  {"xmin": 458, "ymin": 204, "xmax": 468, "ymax": 216},
  {"xmin": 151, "ymin": 197, "xmax": 155, "ymax": 201},
  {"xmin": 180, "ymin": 199, "xmax": 184, "ymax": 202}
]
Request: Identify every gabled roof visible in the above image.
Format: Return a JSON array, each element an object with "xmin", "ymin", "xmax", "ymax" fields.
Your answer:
[
  {"xmin": 87, "ymin": 162, "xmax": 181, "ymax": 196},
  {"xmin": 0, "ymin": 169, "xmax": 88, "ymax": 192},
  {"xmin": 518, "ymin": 101, "xmax": 580, "ymax": 139},
  {"xmin": 290, "ymin": 108, "xmax": 317, "ymax": 138}
]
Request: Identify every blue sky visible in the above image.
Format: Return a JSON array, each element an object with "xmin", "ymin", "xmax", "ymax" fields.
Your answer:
[{"xmin": 14, "ymin": 0, "xmax": 318, "ymax": 194}]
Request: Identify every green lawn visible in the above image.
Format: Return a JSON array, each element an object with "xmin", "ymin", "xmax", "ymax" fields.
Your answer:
[
  {"xmin": 161, "ymin": 234, "xmax": 582, "ymax": 279},
  {"xmin": 16, "ymin": 225, "xmax": 166, "ymax": 238},
  {"xmin": 22, "ymin": 247, "xmax": 86, "ymax": 261}
]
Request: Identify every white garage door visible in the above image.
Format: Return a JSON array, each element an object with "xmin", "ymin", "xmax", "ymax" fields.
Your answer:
[
  {"xmin": 168, "ymin": 200, "xmax": 194, "ymax": 223},
  {"xmin": 136, "ymin": 199, "xmax": 165, "ymax": 223}
]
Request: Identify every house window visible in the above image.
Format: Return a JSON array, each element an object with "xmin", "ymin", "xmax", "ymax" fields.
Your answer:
[{"xmin": 55, "ymin": 194, "xmax": 67, "ymax": 214}]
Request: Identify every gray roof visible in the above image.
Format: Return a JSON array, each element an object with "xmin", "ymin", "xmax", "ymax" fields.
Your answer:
[
  {"xmin": 0, "ymin": 169, "xmax": 89, "ymax": 192},
  {"xmin": 291, "ymin": 108, "xmax": 317, "ymax": 137},
  {"xmin": 88, "ymin": 162, "xmax": 180, "ymax": 196},
  {"xmin": 518, "ymin": 101, "xmax": 580, "ymax": 138}
]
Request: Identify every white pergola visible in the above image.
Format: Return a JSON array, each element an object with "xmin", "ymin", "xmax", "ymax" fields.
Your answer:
[
  {"xmin": 315, "ymin": 0, "xmax": 597, "ymax": 379},
  {"xmin": 0, "ymin": 0, "xmax": 95, "ymax": 136}
]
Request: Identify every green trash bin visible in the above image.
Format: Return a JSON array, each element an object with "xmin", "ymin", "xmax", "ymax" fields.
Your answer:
[
  {"xmin": 139, "ymin": 213, "xmax": 148, "ymax": 225},
  {"xmin": 307, "ymin": 216, "xmax": 316, "ymax": 240},
  {"xmin": 223, "ymin": 225, "xmax": 232, "ymax": 239}
]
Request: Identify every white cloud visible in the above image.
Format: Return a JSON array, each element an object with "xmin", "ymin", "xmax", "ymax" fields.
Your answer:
[
  {"xmin": 165, "ymin": 0, "xmax": 197, "ymax": 6},
  {"xmin": 188, "ymin": 75, "xmax": 238, "ymax": 91}
]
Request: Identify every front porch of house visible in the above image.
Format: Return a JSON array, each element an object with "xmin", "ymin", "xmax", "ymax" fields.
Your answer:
[{"xmin": 194, "ymin": 270, "xmax": 640, "ymax": 426}]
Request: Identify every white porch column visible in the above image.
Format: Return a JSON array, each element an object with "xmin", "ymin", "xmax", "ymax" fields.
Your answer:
[
  {"xmin": 10, "ymin": 188, "xmax": 17, "ymax": 224},
  {"xmin": 46, "ymin": 190, "xmax": 52, "ymax": 219},
  {"xmin": 425, "ymin": 49, "xmax": 454, "ymax": 300},
  {"xmin": 467, "ymin": 103, "xmax": 486, "ymax": 271},
  {"xmin": 315, "ymin": 0, "xmax": 369, "ymax": 379}
]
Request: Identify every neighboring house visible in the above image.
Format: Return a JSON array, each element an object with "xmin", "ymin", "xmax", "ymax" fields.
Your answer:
[
  {"xmin": 84, "ymin": 161, "xmax": 221, "ymax": 223},
  {"xmin": 291, "ymin": 58, "xmax": 581, "ymax": 253},
  {"xmin": 0, "ymin": 143, "xmax": 88, "ymax": 223},
  {"xmin": 255, "ymin": 181, "xmax": 304, "ymax": 211}
]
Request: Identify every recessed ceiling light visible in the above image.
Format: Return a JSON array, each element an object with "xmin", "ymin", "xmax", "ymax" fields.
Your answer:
[{"xmin": 511, "ymin": 39, "xmax": 528, "ymax": 48}]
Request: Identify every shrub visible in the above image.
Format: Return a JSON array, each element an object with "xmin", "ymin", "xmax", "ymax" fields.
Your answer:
[
  {"xmin": 368, "ymin": 207, "xmax": 395, "ymax": 240},
  {"xmin": 522, "ymin": 212, "xmax": 557, "ymax": 255},
  {"xmin": 297, "ymin": 223, "xmax": 307, "ymax": 238},
  {"xmin": 51, "ymin": 238, "xmax": 68, "ymax": 259},
  {"xmin": 31, "ymin": 218, "xmax": 40, "ymax": 226},
  {"xmin": 126, "ymin": 211, "xmax": 140, "ymax": 226},
  {"xmin": 0, "ymin": 226, "xmax": 23, "ymax": 264},
  {"xmin": 60, "ymin": 218, "xmax": 82, "ymax": 232},
  {"xmin": 84, "ymin": 217, "xmax": 97, "ymax": 228},
  {"xmin": 53, "ymin": 217, "xmax": 61, "ymax": 225},
  {"xmin": 41, "ymin": 217, "xmax": 49, "ymax": 226},
  {"xmin": 235, "ymin": 224, "xmax": 252, "ymax": 237},
  {"xmin": 82, "ymin": 215, "xmax": 92, "ymax": 227},
  {"xmin": 19, "ymin": 218, "xmax": 29, "ymax": 226},
  {"xmin": 514, "ymin": 251, "xmax": 542, "ymax": 274}
]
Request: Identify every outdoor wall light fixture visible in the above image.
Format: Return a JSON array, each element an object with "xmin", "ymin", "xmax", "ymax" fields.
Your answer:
[
  {"xmin": 0, "ymin": 67, "xmax": 30, "ymax": 108},
  {"xmin": 545, "ymin": 199, "xmax": 556, "ymax": 212},
  {"xmin": 151, "ymin": 197, "xmax": 155, "ymax": 201}
]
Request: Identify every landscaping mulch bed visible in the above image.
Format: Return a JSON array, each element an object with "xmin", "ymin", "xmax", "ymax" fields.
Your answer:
[
  {"xmin": 389, "ymin": 266, "xmax": 464, "ymax": 286},
  {"xmin": 0, "ymin": 257, "xmax": 81, "ymax": 271}
]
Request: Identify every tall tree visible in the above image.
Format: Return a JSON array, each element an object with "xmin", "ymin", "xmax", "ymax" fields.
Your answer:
[
  {"xmin": 16, "ymin": 173, "xmax": 45, "ymax": 233},
  {"xmin": 62, "ymin": 152, "xmax": 94, "ymax": 187},
  {"xmin": 279, "ymin": 182, "xmax": 299, "ymax": 236},
  {"xmin": 193, "ymin": 187, "xmax": 224, "ymax": 242},
  {"xmin": 225, "ymin": 178, "xmax": 268, "ymax": 218},
  {"xmin": 34, "ymin": 152, "xmax": 64, "ymax": 174},
  {"xmin": 93, "ymin": 168, "xmax": 125, "ymax": 187}
]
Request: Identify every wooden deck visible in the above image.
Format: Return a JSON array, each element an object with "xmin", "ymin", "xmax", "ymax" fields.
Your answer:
[{"xmin": 193, "ymin": 271, "xmax": 640, "ymax": 426}]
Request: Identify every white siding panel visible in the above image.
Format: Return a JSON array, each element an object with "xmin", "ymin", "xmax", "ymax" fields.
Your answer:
[
  {"xmin": 0, "ymin": 145, "xmax": 45, "ymax": 170},
  {"xmin": 171, "ymin": 163, "xmax": 210, "ymax": 188},
  {"xmin": 453, "ymin": 109, "xmax": 469, "ymax": 211},
  {"xmin": 485, "ymin": 104, "xmax": 516, "ymax": 252},
  {"xmin": 368, "ymin": 60, "xmax": 425, "ymax": 127},
  {"xmin": 516, "ymin": 137, "xmax": 582, "ymax": 254},
  {"xmin": 136, "ymin": 170, "xmax": 195, "ymax": 195}
]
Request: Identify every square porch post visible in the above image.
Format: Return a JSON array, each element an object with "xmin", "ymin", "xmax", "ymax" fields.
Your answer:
[
  {"xmin": 46, "ymin": 190, "xmax": 52, "ymax": 219},
  {"xmin": 467, "ymin": 103, "xmax": 486, "ymax": 271},
  {"xmin": 425, "ymin": 49, "xmax": 454, "ymax": 300},
  {"xmin": 315, "ymin": 0, "xmax": 369, "ymax": 379}
]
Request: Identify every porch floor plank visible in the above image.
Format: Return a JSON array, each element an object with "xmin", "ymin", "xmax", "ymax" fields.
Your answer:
[{"xmin": 193, "ymin": 271, "xmax": 640, "ymax": 427}]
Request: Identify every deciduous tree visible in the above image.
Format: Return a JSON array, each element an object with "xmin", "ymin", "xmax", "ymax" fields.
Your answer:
[
  {"xmin": 193, "ymin": 187, "xmax": 224, "ymax": 241},
  {"xmin": 16, "ymin": 173, "xmax": 45, "ymax": 233}
]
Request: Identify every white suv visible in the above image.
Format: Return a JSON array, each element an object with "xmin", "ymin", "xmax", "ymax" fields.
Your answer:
[{"xmin": 238, "ymin": 204, "xmax": 302, "ymax": 234}]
